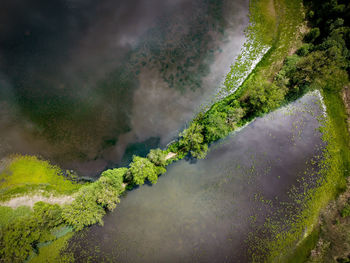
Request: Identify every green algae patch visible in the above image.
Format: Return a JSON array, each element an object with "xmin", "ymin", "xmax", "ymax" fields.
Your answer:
[{"xmin": 0, "ymin": 155, "xmax": 82, "ymax": 202}]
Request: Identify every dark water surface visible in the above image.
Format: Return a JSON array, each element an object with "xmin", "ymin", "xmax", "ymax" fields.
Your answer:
[
  {"xmin": 0, "ymin": 0, "xmax": 249, "ymax": 177},
  {"xmin": 66, "ymin": 92, "xmax": 325, "ymax": 262}
]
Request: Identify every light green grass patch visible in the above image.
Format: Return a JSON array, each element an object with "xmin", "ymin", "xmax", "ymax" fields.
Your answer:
[{"xmin": 0, "ymin": 155, "xmax": 81, "ymax": 201}]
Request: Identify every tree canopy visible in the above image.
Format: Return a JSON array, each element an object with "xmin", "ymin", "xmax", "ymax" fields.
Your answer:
[{"xmin": 128, "ymin": 156, "xmax": 164, "ymax": 185}]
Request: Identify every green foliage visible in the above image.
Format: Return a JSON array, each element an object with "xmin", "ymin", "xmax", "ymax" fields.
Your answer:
[
  {"xmin": 179, "ymin": 123, "xmax": 208, "ymax": 159},
  {"xmin": 296, "ymin": 43, "xmax": 314, "ymax": 56},
  {"xmin": 341, "ymin": 203, "xmax": 350, "ymax": 218},
  {"xmin": 61, "ymin": 167, "xmax": 127, "ymax": 230},
  {"xmin": 33, "ymin": 202, "xmax": 63, "ymax": 228},
  {"xmin": 284, "ymin": 35, "xmax": 349, "ymax": 98},
  {"xmin": 204, "ymin": 112, "xmax": 231, "ymax": 142},
  {"xmin": 2, "ymin": 1, "xmax": 348, "ymax": 257},
  {"xmin": 0, "ymin": 205, "xmax": 31, "ymax": 228},
  {"xmin": 244, "ymin": 79, "xmax": 287, "ymax": 115},
  {"xmin": 0, "ymin": 203, "xmax": 64, "ymax": 263},
  {"xmin": 100, "ymin": 167, "xmax": 127, "ymax": 187},
  {"xmin": 128, "ymin": 156, "xmax": 163, "ymax": 185},
  {"xmin": 323, "ymin": 67, "xmax": 349, "ymax": 92},
  {"xmin": 94, "ymin": 176, "xmax": 121, "ymax": 211},
  {"xmin": 248, "ymin": 0, "xmax": 278, "ymax": 46},
  {"xmin": 275, "ymin": 55, "xmax": 301, "ymax": 88},
  {"xmin": 304, "ymin": 28, "xmax": 320, "ymax": 43},
  {"xmin": 147, "ymin": 149, "xmax": 167, "ymax": 166},
  {"xmin": 285, "ymin": 228, "xmax": 320, "ymax": 263},
  {"xmin": 223, "ymin": 0, "xmax": 278, "ymax": 94},
  {"xmin": 62, "ymin": 185, "xmax": 105, "ymax": 231},
  {"xmin": 203, "ymin": 104, "xmax": 246, "ymax": 143}
]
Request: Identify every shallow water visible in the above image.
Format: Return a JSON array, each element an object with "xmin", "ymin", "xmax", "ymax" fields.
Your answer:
[
  {"xmin": 66, "ymin": 92, "xmax": 325, "ymax": 262},
  {"xmin": 0, "ymin": 0, "xmax": 249, "ymax": 177}
]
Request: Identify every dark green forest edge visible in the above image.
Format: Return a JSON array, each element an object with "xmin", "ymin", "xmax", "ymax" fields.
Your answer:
[{"xmin": 0, "ymin": 0, "xmax": 350, "ymax": 262}]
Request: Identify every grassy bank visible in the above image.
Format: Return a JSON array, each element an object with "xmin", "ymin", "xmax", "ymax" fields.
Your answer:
[{"xmin": 0, "ymin": 155, "xmax": 81, "ymax": 202}]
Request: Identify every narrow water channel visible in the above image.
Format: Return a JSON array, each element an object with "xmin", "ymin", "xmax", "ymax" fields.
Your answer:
[{"xmin": 66, "ymin": 92, "xmax": 325, "ymax": 262}]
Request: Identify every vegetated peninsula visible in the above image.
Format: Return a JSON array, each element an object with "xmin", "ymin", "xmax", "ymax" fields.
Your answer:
[{"xmin": 0, "ymin": 0, "xmax": 349, "ymax": 262}]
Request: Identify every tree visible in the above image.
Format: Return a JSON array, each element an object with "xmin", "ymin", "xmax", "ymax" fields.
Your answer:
[
  {"xmin": 147, "ymin": 148, "xmax": 167, "ymax": 166},
  {"xmin": 179, "ymin": 123, "xmax": 208, "ymax": 159},
  {"xmin": 191, "ymin": 143, "xmax": 208, "ymax": 159},
  {"xmin": 245, "ymin": 80, "xmax": 287, "ymax": 115},
  {"xmin": 226, "ymin": 106, "xmax": 245, "ymax": 129},
  {"xmin": 100, "ymin": 168, "xmax": 127, "ymax": 190},
  {"xmin": 204, "ymin": 111, "xmax": 230, "ymax": 142},
  {"xmin": 94, "ymin": 176, "xmax": 122, "ymax": 211},
  {"xmin": 128, "ymin": 156, "xmax": 162, "ymax": 185}
]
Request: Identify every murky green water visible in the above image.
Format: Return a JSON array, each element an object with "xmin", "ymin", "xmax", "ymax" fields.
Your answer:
[
  {"xmin": 66, "ymin": 92, "xmax": 325, "ymax": 262},
  {"xmin": 0, "ymin": 0, "xmax": 249, "ymax": 177}
]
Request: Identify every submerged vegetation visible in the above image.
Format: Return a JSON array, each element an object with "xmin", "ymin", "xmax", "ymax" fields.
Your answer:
[{"xmin": 0, "ymin": 0, "xmax": 349, "ymax": 262}]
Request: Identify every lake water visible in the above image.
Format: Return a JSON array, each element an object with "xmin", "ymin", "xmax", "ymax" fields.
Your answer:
[
  {"xmin": 0, "ymin": 0, "xmax": 249, "ymax": 177},
  {"xmin": 65, "ymin": 92, "xmax": 325, "ymax": 262}
]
